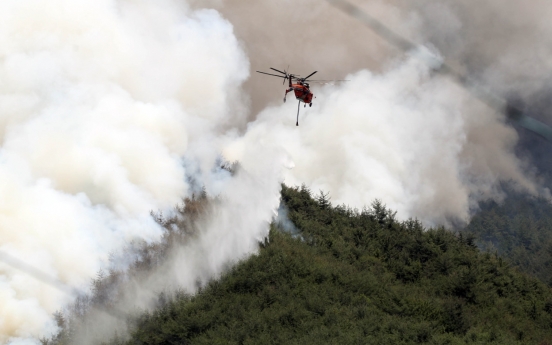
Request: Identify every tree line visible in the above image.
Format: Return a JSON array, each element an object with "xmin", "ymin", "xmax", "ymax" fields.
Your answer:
[{"xmin": 110, "ymin": 185, "xmax": 552, "ymax": 344}]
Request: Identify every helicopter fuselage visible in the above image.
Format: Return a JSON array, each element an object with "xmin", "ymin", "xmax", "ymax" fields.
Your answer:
[
  {"xmin": 290, "ymin": 82, "xmax": 313, "ymax": 104},
  {"xmin": 256, "ymin": 67, "xmax": 345, "ymax": 126}
]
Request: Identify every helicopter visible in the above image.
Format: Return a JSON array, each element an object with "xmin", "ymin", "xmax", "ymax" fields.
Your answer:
[{"xmin": 256, "ymin": 67, "xmax": 328, "ymax": 126}]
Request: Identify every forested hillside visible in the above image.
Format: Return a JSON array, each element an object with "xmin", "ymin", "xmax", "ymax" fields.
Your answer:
[
  {"xmin": 464, "ymin": 189, "xmax": 552, "ymax": 286},
  {"xmin": 114, "ymin": 185, "xmax": 552, "ymax": 345}
]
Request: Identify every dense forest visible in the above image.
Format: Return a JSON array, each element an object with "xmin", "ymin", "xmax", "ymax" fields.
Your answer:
[
  {"xmin": 464, "ymin": 189, "xmax": 552, "ymax": 286},
  {"xmin": 41, "ymin": 108, "xmax": 552, "ymax": 345},
  {"xmin": 90, "ymin": 185, "xmax": 552, "ymax": 345}
]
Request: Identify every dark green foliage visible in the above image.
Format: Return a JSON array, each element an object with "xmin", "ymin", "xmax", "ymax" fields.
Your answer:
[
  {"xmin": 120, "ymin": 185, "xmax": 552, "ymax": 345},
  {"xmin": 464, "ymin": 189, "xmax": 552, "ymax": 286}
]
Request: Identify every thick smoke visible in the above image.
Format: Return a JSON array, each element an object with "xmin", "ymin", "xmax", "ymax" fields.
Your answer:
[
  {"xmin": 1, "ymin": 0, "xmax": 551, "ymax": 343},
  {"xmin": 199, "ymin": 0, "xmax": 552, "ymax": 121},
  {"xmin": 0, "ymin": 0, "xmax": 271, "ymax": 343},
  {"xmin": 228, "ymin": 55, "xmax": 535, "ymax": 225},
  {"xmin": 188, "ymin": 0, "xmax": 412, "ymax": 116},
  {"xmin": 201, "ymin": 0, "xmax": 550, "ymax": 222},
  {"xmin": 398, "ymin": 0, "xmax": 552, "ymax": 182},
  {"xmin": 401, "ymin": 0, "xmax": 552, "ymax": 102},
  {"xmin": 63, "ymin": 147, "xmax": 287, "ymax": 345}
]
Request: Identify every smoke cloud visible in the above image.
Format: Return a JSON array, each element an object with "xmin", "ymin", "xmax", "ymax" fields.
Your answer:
[
  {"xmin": 400, "ymin": 0, "xmax": 552, "ymax": 101},
  {"xmin": 228, "ymin": 55, "xmax": 535, "ymax": 225},
  {"xmin": 0, "ymin": 0, "xmax": 266, "ymax": 343},
  {"xmin": 62, "ymin": 149, "xmax": 286, "ymax": 345},
  {"xmin": 1, "ymin": 0, "xmax": 551, "ymax": 343},
  {"xmin": 199, "ymin": 0, "xmax": 552, "ymax": 122},
  {"xmin": 204, "ymin": 0, "xmax": 551, "ymax": 223}
]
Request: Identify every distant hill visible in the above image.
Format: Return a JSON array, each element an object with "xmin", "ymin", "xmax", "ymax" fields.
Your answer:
[
  {"xmin": 464, "ymin": 189, "xmax": 552, "ymax": 287},
  {"xmin": 117, "ymin": 185, "xmax": 552, "ymax": 345}
]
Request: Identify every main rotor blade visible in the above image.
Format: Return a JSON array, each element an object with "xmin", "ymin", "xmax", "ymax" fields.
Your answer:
[
  {"xmin": 256, "ymin": 71, "xmax": 287, "ymax": 79},
  {"xmin": 307, "ymin": 79, "xmax": 349, "ymax": 82},
  {"xmin": 303, "ymin": 71, "xmax": 318, "ymax": 80},
  {"xmin": 308, "ymin": 81, "xmax": 349, "ymax": 85},
  {"xmin": 270, "ymin": 67, "xmax": 288, "ymax": 75},
  {"xmin": 284, "ymin": 65, "xmax": 290, "ymax": 85}
]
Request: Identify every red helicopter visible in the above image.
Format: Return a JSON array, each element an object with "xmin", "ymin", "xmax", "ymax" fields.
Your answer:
[{"xmin": 256, "ymin": 67, "xmax": 321, "ymax": 126}]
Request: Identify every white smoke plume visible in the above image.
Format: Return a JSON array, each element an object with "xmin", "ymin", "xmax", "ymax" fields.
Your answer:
[
  {"xmin": 0, "ymin": 0, "xmax": 549, "ymax": 343},
  {"xmin": 206, "ymin": 0, "xmax": 549, "ymax": 224},
  {"xmin": 229, "ymin": 54, "xmax": 536, "ymax": 226},
  {"xmin": 200, "ymin": 0, "xmax": 552, "ymax": 121},
  {"xmin": 400, "ymin": 0, "xmax": 552, "ymax": 102},
  {"xmin": 0, "ymin": 0, "xmax": 271, "ymax": 343},
  {"xmin": 61, "ymin": 147, "xmax": 287, "ymax": 345}
]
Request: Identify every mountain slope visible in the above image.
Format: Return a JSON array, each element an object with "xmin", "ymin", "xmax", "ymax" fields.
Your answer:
[
  {"xmin": 119, "ymin": 185, "xmax": 552, "ymax": 345},
  {"xmin": 464, "ymin": 189, "xmax": 552, "ymax": 286}
]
